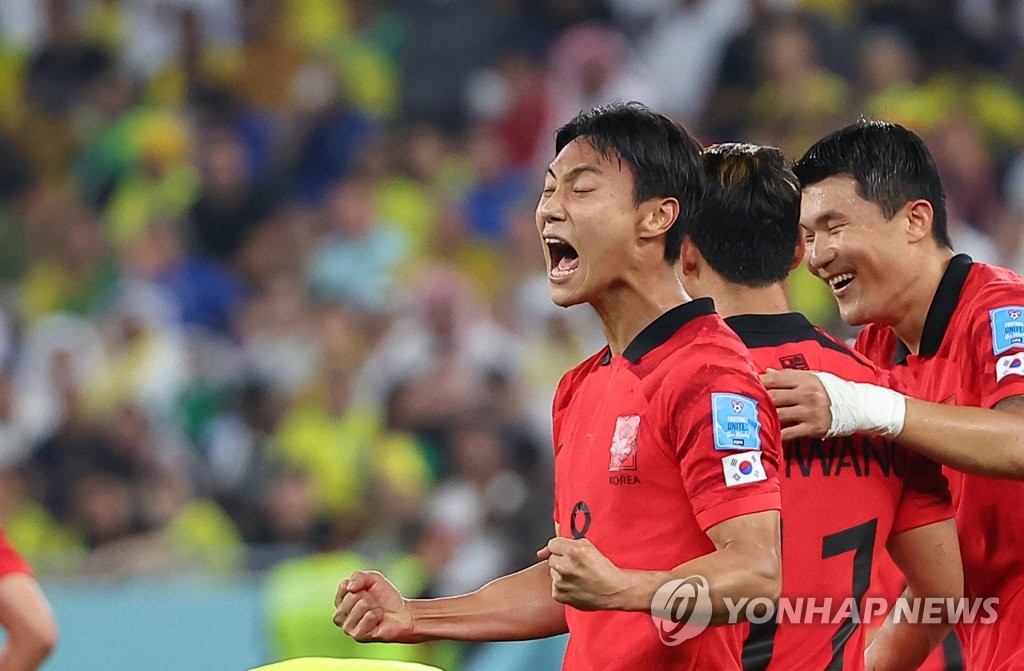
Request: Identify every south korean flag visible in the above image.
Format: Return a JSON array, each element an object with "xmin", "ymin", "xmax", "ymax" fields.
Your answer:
[
  {"xmin": 996, "ymin": 352, "xmax": 1024, "ymax": 383},
  {"xmin": 721, "ymin": 451, "xmax": 767, "ymax": 487}
]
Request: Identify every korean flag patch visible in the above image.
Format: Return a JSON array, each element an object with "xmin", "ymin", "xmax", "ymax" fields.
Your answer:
[
  {"xmin": 721, "ymin": 451, "xmax": 767, "ymax": 487},
  {"xmin": 711, "ymin": 393, "xmax": 762, "ymax": 451},
  {"xmin": 990, "ymin": 306, "xmax": 1024, "ymax": 354},
  {"xmin": 996, "ymin": 352, "xmax": 1024, "ymax": 383}
]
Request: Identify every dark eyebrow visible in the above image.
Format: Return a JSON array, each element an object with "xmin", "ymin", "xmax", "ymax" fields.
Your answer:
[
  {"xmin": 545, "ymin": 164, "xmax": 601, "ymax": 181},
  {"xmin": 810, "ymin": 210, "xmax": 846, "ymax": 226}
]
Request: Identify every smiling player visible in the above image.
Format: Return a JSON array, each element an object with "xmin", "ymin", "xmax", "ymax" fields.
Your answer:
[{"xmin": 764, "ymin": 120, "xmax": 1024, "ymax": 669}]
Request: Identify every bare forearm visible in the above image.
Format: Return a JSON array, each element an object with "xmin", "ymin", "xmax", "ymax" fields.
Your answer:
[
  {"xmin": 616, "ymin": 541, "xmax": 780, "ymax": 624},
  {"xmin": 407, "ymin": 562, "xmax": 567, "ymax": 642},
  {"xmin": 866, "ymin": 620, "xmax": 936, "ymax": 671},
  {"xmin": 900, "ymin": 398, "xmax": 1024, "ymax": 478},
  {"xmin": 866, "ymin": 590, "xmax": 951, "ymax": 671}
]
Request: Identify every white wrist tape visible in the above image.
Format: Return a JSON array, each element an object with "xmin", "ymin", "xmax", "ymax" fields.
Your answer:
[{"xmin": 811, "ymin": 371, "xmax": 907, "ymax": 438}]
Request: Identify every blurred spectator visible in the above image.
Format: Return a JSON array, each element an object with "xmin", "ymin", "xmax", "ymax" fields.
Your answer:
[
  {"xmin": 459, "ymin": 122, "xmax": 529, "ymax": 242},
  {"xmin": 232, "ymin": 0, "xmax": 309, "ymax": 113},
  {"xmin": 86, "ymin": 281, "xmax": 189, "ymax": 421},
  {"xmin": 465, "ymin": 51, "xmax": 551, "ymax": 169},
  {"xmin": 421, "ymin": 420, "xmax": 527, "ymax": 597},
  {"xmin": 306, "ymin": 174, "xmax": 409, "ymax": 311},
  {"xmin": 397, "ymin": 0, "xmax": 510, "ymax": 130},
  {"xmin": 354, "ymin": 265, "xmax": 522, "ymax": 409},
  {"xmin": 545, "ymin": 23, "xmax": 655, "ymax": 134},
  {"xmin": 637, "ymin": 0, "xmax": 750, "ymax": 127},
  {"xmin": 18, "ymin": 191, "xmax": 116, "ymax": 322},
  {"xmin": 290, "ymin": 61, "xmax": 376, "ymax": 203},
  {"xmin": 188, "ymin": 124, "xmax": 278, "ymax": 264},
  {"xmin": 121, "ymin": 217, "xmax": 245, "ymax": 337}
]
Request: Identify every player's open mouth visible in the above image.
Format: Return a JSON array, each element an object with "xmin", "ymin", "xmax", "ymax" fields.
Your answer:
[
  {"xmin": 827, "ymin": 272, "xmax": 855, "ymax": 295},
  {"xmin": 545, "ymin": 235, "xmax": 580, "ymax": 281}
]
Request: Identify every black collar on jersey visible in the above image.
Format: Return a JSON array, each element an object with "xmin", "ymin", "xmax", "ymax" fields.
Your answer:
[
  {"xmin": 725, "ymin": 311, "xmax": 874, "ymax": 370},
  {"xmin": 893, "ymin": 253, "xmax": 974, "ymax": 364},
  {"xmin": 598, "ymin": 297, "xmax": 716, "ymax": 365},
  {"xmin": 724, "ymin": 312, "xmax": 813, "ymax": 342}
]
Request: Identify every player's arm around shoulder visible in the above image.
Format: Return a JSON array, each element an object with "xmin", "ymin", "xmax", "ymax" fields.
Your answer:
[{"xmin": 762, "ymin": 364, "xmax": 1024, "ymax": 479}]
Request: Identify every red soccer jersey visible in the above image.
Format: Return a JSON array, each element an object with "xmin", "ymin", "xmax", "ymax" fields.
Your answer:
[
  {"xmin": 856, "ymin": 254, "xmax": 1024, "ymax": 670},
  {"xmin": 552, "ymin": 299, "xmax": 783, "ymax": 671},
  {"xmin": 725, "ymin": 313, "xmax": 953, "ymax": 671}
]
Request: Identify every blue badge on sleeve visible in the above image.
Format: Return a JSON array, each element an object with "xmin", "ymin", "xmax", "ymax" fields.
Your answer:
[
  {"xmin": 711, "ymin": 393, "xmax": 762, "ymax": 451},
  {"xmin": 990, "ymin": 306, "xmax": 1024, "ymax": 354}
]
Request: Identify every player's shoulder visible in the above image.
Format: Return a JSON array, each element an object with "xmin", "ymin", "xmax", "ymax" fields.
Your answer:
[
  {"xmin": 808, "ymin": 324, "xmax": 886, "ymax": 382},
  {"xmin": 961, "ymin": 262, "xmax": 1024, "ymax": 311},
  {"xmin": 671, "ymin": 312, "xmax": 756, "ymax": 364},
  {"xmin": 556, "ymin": 349, "xmax": 603, "ymax": 384},
  {"xmin": 663, "ymin": 313, "xmax": 764, "ymax": 388},
  {"xmin": 691, "ymin": 311, "xmax": 752, "ymax": 351},
  {"xmin": 953, "ymin": 264, "xmax": 1024, "ymax": 348}
]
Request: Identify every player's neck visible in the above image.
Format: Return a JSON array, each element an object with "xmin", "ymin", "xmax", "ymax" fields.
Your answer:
[
  {"xmin": 591, "ymin": 264, "xmax": 689, "ymax": 357},
  {"xmin": 889, "ymin": 248, "xmax": 956, "ymax": 353},
  {"xmin": 710, "ymin": 282, "xmax": 791, "ymax": 319}
]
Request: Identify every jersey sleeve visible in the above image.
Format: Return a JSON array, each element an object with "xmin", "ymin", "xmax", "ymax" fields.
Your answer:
[
  {"xmin": 966, "ymin": 284, "xmax": 1024, "ymax": 408},
  {"xmin": 667, "ymin": 360, "xmax": 782, "ymax": 532},
  {"xmin": 0, "ymin": 528, "xmax": 31, "ymax": 578},
  {"xmin": 891, "ymin": 451, "xmax": 954, "ymax": 534}
]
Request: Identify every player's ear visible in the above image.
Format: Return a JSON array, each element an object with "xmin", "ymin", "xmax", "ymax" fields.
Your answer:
[
  {"xmin": 679, "ymin": 235, "xmax": 701, "ymax": 280},
  {"xmin": 791, "ymin": 232, "xmax": 807, "ymax": 270},
  {"xmin": 904, "ymin": 199, "xmax": 934, "ymax": 244},
  {"xmin": 638, "ymin": 197, "xmax": 680, "ymax": 240}
]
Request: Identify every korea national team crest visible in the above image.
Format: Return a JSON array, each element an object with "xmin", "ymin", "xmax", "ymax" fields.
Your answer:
[
  {"xmin": 990, "ymin": 306, "xmax": 1024, "ymax": 354},
  {"xmin": 609, "ymin": 415, "xmax": 641, "ymax": 471},
  {"xmin": 996, "ymin": 352, "xmax": 1024, "ymax": 382},
  {"xmin": 711, "ymin": 393, "xmax": 762, "ymax": 450}
]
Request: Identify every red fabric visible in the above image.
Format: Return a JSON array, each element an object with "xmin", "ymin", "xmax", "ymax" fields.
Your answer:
[
  {"xmin": 856, "ymin": 261, "xmax": 1024, "ymax": 670},
  {"xmin": 552, "ymin": 310, "xmax": 781, "ymax": 671},
  {"xmin": 0, "ymin": 527, "xmax": 32, "ymax": 578},
  {"xmin": 737, "ymin": 321, "xmax": 952, "ymax": 670}
]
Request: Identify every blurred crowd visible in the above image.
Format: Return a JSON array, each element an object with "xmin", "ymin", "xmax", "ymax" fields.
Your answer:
[{"xmin": 0, "ymin": 0, "xmax": 1023, "ymax": 623}]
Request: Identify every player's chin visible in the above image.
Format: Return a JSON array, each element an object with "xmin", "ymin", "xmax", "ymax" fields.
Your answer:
[
  {"xmin": 547, "ymin": 276, "xmax": 587, "ymax": 307},
  {"xmin": 548, "ymin": 288, "xmax": 584, "ymax": 308},
  {"xmin": 836, "ymin": 299, "xmax": 874, "ymax": 328}
]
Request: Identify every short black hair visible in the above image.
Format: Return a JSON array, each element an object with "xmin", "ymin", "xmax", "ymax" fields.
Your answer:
[
  {"xmin": 554, "ymin": 101, "xmax": 705, "ymax": 263},
  {"xmin": 793, "ymin": 119, "xmax": 951, "ymax": 249},
  {"xmin": 689, "ymin": 143, "xmax": 800, "ymax": 287}
]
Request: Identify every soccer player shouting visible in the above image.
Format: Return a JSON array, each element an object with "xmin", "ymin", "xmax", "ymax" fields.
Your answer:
[
  {"xmin": 679, "ymin": 143, "xmax": 962, "ymax": 670},
  {"xmin": 765, "ymin": 120, "xmax": 1024, "ymax": 669},
  {"xmin": 334, "ymin": 102, "xmax": 784, "ymax": 669}
]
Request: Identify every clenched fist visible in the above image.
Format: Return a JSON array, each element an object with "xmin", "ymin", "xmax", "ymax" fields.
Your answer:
[{"xmin": 333, "ymin": 570, "xmax": 416, "ymax": 643}]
